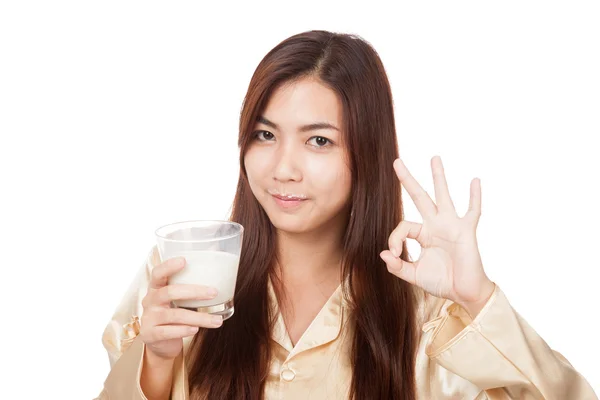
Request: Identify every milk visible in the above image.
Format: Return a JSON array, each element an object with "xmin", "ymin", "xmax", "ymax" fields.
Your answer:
[{"xmin": 167, "ymin": 250, "xmax": 240, "ymax": 308}]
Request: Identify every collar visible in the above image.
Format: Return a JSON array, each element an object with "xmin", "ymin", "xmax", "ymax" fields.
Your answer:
[{"xmin": 267, "ymin": 277, "xmax": 345, "ymax": 359}]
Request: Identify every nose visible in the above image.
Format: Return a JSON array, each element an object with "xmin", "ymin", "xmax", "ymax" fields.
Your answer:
[{"xmin": 272, "ymin": 139, "xmax": 302, "ymax": 183}]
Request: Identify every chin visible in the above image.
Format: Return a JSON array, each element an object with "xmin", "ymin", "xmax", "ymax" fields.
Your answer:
[{"xmin": 268, "ymin": 214, "xmax": 312, "ymax": 234}]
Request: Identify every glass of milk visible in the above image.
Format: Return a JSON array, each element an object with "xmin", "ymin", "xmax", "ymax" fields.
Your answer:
[{"xmin": 155, "ymin": 220, "xmax": 244, "ymax": 321}]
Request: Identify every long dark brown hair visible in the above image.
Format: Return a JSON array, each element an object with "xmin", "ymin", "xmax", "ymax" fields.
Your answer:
[{"xmin": 186, "ymin": 30, "xmax": 418, "ymax": 400}]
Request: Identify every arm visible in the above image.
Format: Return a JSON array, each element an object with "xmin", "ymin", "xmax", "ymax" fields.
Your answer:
[
  {"xmin": 96, "ymin": 246, "xmax": 189, "ymax": 400},
  {"xmin": 382, "ymin": 157, "xmax": 597, "ymax": 398},
  {"xmin": 141, "ymin": 346, "xmax": 177, "ymax": 400},
  {"xmin": 422, "ymin": 284, "xmax": 598, "ymax": 399}
]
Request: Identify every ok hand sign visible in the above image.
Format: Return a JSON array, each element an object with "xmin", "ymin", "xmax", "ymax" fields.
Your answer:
[{"xmin": 380, "ymin": 156, "xmax": 495, "ymax": 316}]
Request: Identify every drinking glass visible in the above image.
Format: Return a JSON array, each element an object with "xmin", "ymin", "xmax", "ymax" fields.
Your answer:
[{"xmin": 155, "ymin": 220, "xmax": 244, "ymax": 320}]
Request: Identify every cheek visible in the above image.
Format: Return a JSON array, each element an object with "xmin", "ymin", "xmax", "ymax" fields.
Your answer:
[
  {"xmin": 335, "ymin": 168, "xmax": 352, "ymax": 202},
  {"xmin": 244, "ymin": 149, "xmax": 267, "ymax": 186},
  {"xmin": 309, "ymin": 160, "xmax": 352, "ymax": 204},
  {"xmin": 243, "ymin": 154, "xmax": 260, "ymax": 201}
]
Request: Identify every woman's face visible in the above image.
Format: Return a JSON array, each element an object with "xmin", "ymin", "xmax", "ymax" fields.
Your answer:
[{"xmin": 244, "ymin": 77, "xmax": 352, "ymax": 235}]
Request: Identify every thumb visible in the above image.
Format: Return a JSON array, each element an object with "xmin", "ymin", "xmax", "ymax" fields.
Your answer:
[{"xmin": 380, "ymin": 250, "xmax": 416, "ymax": 285}]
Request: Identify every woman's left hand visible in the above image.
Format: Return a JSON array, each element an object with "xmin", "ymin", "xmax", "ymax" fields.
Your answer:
[{"xmin": 380, "ymin": 156, "xmax": 495, "ymax": 317}]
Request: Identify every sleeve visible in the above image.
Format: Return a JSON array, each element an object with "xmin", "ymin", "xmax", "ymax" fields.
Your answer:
[
  {"xmin": 95, "ymin": 246, "xmax": 190, "ymax": 400},
  {"xmin": 421, "ymin": 283, "xmax": 598, "ymax": 399}
]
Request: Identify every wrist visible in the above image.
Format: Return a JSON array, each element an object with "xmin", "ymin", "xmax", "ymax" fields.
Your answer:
[
  {"xmin": 141, "ymin": 348, "xmax": 178, "ymax": 400},
  {"xmin": 457, "ymin": 279, "xmax": 495, "ymax": 318},
  {"xmin": 144, "ymin": 347, "xmax": 179, "ymax": 368}
]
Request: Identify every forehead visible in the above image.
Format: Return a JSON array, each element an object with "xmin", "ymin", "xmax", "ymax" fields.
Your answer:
[{"xmin": 261, "ymin": 78, "xmax": 343, "ymax": 127}]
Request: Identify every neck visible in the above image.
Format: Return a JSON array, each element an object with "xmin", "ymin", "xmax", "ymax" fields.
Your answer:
[{"xmin": 274, "ymin": 221, "xmax": 346, "ymax": 290}]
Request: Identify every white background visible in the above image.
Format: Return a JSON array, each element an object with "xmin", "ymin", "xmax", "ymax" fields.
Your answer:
[{"xmin": 1, "ymin": 1, "xmax": 598, "ymax": 398}]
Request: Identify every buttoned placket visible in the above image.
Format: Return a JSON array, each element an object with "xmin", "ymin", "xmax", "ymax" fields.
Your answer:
[{"xmin": 267, "ymin": 278, "xmax": 345, "ymax": 385}]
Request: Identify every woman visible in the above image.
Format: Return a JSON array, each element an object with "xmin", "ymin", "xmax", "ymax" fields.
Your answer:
[{"xmin": 96, "ymin": 30, "xmax": 597, "ymax": 399}]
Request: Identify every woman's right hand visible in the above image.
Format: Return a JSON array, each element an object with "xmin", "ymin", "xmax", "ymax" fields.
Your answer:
[{"xmin": 139, "ymin": 256, "xmax": 224, "ymax": 361}]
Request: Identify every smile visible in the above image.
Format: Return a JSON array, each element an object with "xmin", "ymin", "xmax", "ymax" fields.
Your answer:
[{"xmin": 271, "ymin": 194, "xmax": 307, "ymax": 209}]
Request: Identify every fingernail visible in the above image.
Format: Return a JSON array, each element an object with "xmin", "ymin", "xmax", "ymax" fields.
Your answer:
[
  {"xmin": 188, "ymin": 326, "xmax": 199, "ymax": 334},
  {"xmin": 207, "ymin": 287, "xmax": 218, "ymax": 297},
  {"xmin": 390, "ymin": 247, "xmax": 400, "ymax": 258},
  {"xmin": 177, "ymin": 257, "xmax": 186, "ymax": 266},
  {"xmin": 211, "ymin": 315, "xmax": 223, "ymax": 326}
]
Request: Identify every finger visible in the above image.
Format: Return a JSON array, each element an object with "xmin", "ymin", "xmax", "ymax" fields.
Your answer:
[
  {"xmin": 152, "ymin": 308, "xmax": 224, "ymax": 329},
  {"xmin": 380, "ymin": 251, "xmax": 417, "ymax": 285},
  {"xmin": 431, "ymin": 156, "xmax": 456, "ymax": 212},
  {"xmin": 144, "ymin": 325, "xmax": 201, "ymax": 342},
  {"xmin": 155, "ymin": 284, "xmax": 218, "ymax": 305},
  {"xmin": 464, "ymin": 177, "xmax": 482, "ymax": 223},
  {"xmin": 393, "ymin": 158, "xmax": 437, "ymax": 218},
  {"xmin": 388, "ymin": 220, "xmax": 422, "ymax": 257},
  {"xmin": 150, "ymin": 257, "xmax": 186, "ymax": 289}
]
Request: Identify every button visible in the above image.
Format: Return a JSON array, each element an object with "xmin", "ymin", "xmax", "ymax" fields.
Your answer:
[{"xmin": 280, "ymin": 368, "xmax": 296, "ymax": 381}]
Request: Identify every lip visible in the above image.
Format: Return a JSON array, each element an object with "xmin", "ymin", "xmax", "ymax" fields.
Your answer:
[{"xmin": 271, "ymin": 194, "xmax": 307, "ymax": 209}]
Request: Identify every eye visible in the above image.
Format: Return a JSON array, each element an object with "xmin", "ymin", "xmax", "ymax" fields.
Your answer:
[
  {"xmin": 254, "ymin": 130, "xmax": 275, "ymax": 141},
  {"xmin": 307, "ymin": 136, "xmax": 333, "ymax": 148}
]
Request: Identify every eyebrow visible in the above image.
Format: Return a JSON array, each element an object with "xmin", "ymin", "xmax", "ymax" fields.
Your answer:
[{"xmin": 256, "ymin": 115, "xmax": 340, "ymax": 133}]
